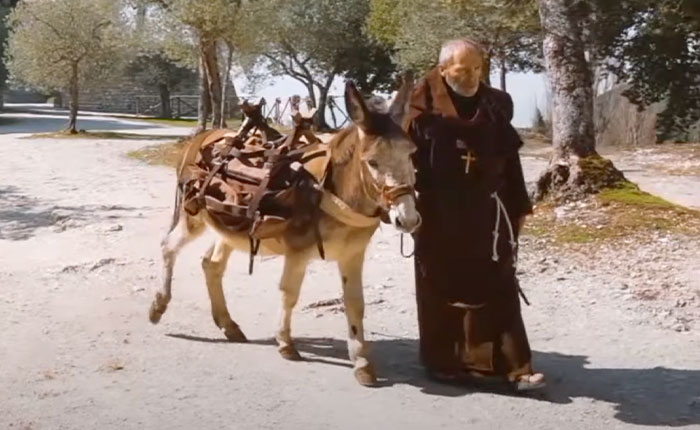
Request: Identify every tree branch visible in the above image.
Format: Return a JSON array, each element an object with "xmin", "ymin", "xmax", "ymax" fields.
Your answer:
[
  {"xmin": 262, "ymin": 53, "xmax": 311, "ymax": 85},
  {"xmin": 27, "ymin": 9, "xmax": 67, "ymax": 42}
]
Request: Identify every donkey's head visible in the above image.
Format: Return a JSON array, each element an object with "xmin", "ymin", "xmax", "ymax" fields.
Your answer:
[{"xmin": 342, "ymin": 77, "xmax": 421, "ymax": 233}]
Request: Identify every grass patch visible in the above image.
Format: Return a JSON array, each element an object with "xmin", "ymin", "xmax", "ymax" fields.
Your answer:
[
  {"xmin": 133, "ymin": 117, "xmax": 198, "ymax": 127},
  {"xmin": 27, "ymin": 130, "xmax": 186, "ymax": 141},
  {"xmin": 598, "ymin": 182, "xmax": 677, "ymax": 209},
  {"xmin": 127, "ymin": 140, "xmax": 186, "ymax": 167},
  {"xmin": 555, "ymin": 225, "xmax": 597, "ymax": 244},
  {"xmin": 525, "ymin": 186, "xmax": 700, "ymax": 245}
]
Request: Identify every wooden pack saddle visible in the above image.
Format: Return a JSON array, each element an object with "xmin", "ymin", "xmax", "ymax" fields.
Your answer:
[{"xmin": 179, "ymin": 117, "xmax": 330, "ymax": 270}]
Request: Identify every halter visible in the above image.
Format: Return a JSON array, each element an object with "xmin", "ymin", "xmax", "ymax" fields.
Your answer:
[{"xmin": 358, "ymin": 160, "xmax": 416, "ymax": 212}]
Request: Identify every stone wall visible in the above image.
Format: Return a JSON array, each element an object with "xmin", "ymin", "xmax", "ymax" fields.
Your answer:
[
  {"xmin": 59, "ymin": 75, "xmax": 198, "ymax": 115},
  {"xmin": 594, "ymin": 84, "xmax": 700, "ymax": 146},
  {"xmin": 594, "ymin": 85, "xmax": 658, "ymax": 147},
  {"xmin": 58, "ymin": 74, "xmax": 241, "ymax": 118}
]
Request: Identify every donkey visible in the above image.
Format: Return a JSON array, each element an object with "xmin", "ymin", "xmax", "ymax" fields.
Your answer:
[{"xmin": 148, "ymin": 80, "xmax": 420, "ymax": 386}]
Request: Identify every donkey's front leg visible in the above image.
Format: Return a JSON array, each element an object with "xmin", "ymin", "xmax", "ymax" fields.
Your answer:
[
  {"xmin": 202, "ymin": 239, "xmax": 247, "ymax": 342},
  {"xmin": 275, "ymin": 253, "xmax": 310, "ymax": 361},
  {"xmin": 338, "ymin": 251, "xmax": 376, "ymax": 386}
]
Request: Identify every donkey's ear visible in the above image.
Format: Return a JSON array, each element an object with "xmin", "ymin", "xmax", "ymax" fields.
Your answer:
[
  {"xmin": 344, "ymin": 80, "xmax": 371, "ymax": 131},
  {"xmin": 388, "ymin": 71, "xmax": 414, "ymax": 126}
]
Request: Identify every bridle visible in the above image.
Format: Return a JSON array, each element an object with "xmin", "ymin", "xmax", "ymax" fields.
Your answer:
[
  {"xmin": 357, "ymin": 159, "xmax": 422, "ymax": 259},
  {"xmin": 358, "ymin": 160, "xmax": 416, "ymax": 213}
]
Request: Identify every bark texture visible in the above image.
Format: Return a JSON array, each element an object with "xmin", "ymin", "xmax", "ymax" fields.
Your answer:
[
  {"xmin": 196, "ymin": 56, "xmax": 212, "ymax": 135},
  {"xmin": 200, "ymin": 38, "xmax": 223, "ymax": 129},
  {"xmin": 67, "ymin": 63, "xmax": 79, "ymax": 134},
  {"xmin": 535, "ymin": 0, "xmax": 626, "ymax": 201}
]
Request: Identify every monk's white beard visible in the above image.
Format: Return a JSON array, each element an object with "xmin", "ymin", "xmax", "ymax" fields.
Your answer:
[{"xmin": 445, "ymin": 76, "xmax": 477, "ymax": 97}]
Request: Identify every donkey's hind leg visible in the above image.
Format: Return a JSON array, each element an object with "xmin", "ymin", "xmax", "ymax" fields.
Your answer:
[
  {"xmin": 149, "ymin": 212, "xmax": 205, "ymax": 324},
  {"xmin": 202, "ymin": 239, "xmax": 247, "ymax": 342}
]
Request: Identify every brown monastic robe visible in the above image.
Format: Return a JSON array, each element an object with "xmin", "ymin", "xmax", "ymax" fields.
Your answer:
[{"xmin": 406, "ymin": 68, "xmax": 534, "ymax": 382}]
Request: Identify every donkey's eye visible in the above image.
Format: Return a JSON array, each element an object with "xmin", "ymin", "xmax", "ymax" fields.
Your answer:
[{"xmin": 367, "ymin": 159, "xmax": 379, "ymax": 169}]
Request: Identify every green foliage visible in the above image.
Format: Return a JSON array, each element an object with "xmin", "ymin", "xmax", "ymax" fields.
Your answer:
[
  {"xmin": 0, "ymin": 5, "xmax": 9, "ymax": 91},
  {"xmin": 163, "ymin": 0, "xmax": 242, "ymax": 41},
  {"xmin": 590, "ymin": 0, "xmax": 700, "ymax": 141},
  {"xmin": 1, "ymin": 1, "xmax": 19, "ymax": 96},
  {"xmin": 4, "ymin": 0, "xmax": 130, "ymax": 93},
  {"xmin": 126, "ymin": 52, "xmax": 194, "ymax": 91},
  {"xmin": 125, "ymin": 0, "xmax": 244, "ymax": 69},
  {"xmin": 239, "ymin": 0, "xmax": 397, "ymax": 94},
  {"xmin": 367, "ymin": 0, "xmax": 401, "ymax": 47},
  {"xmin": 367, "ymin": 0, "xmax": 542, "ymax": 76}
]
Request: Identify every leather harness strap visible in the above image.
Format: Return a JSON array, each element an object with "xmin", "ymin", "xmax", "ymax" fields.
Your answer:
[
  {"xmin": 319, "ymin": 191, "xmax": 381, "ymax": 228},
  {"xmin": 195, "ymin": 124, "xmax": 257, "ymax": 207}
]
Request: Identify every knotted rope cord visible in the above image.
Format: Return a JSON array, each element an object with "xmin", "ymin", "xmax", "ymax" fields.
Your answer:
[{"xmin": 490, "ymin": 192, "xmax": 517, "ymax": 268}]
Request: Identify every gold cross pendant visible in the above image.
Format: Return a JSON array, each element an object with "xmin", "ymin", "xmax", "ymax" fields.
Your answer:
[{"xmin": 461, "ymin": 151, "xmax": 477, "ymax": 174}]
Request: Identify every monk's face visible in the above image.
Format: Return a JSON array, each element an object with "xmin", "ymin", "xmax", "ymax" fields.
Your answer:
[{"xmin": 439, "ymin": 46, "xmax": 482, "ymax": 97}]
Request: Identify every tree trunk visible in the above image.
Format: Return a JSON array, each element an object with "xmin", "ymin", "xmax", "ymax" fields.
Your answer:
[
  {"xmin": 482, "ymin": 54, "xmax": 492, "ymax": 86},
  {"xmin": 534, "ymin": 0, "xmax": 626, "ymax": 201},
  {"xmin": 500, "ymin": 59, "xmax": 507, "ymax": 91},
  {"xmin": 305, "ymin": 83, "xmax": 317, "ymax": 109},
  {"xmin": 196, "ymin": 56, "xmax": 211, "ymax": 134},
  {"xmin": 313, "ymin": 74, "xmax": 334, "ymax": 131},
  {"xmin": 0, "ymin": 91, "xmax": 4, "ymax": 111},
  {"xmin": 158, "ymin": 83, "xmax": 172, "ymax": 118},
  {"xmin": 67, "ymin": 63, "xmax": 79, "ymax": 134},
  {"xmin": 200, "ymin": 38, "xmax": 223, "ymax": 129},
  {"xmin": 220, "ymin": 42, "xmax": 234, "ymax": 128}
]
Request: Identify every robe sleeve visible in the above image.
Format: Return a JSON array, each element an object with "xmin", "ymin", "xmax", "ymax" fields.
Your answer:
[
  {"xmin": 501, "ymin": 93, "xmax": 533, "ymax": 220},
  {"xmin": 505, "ymin": 151, "xmax": 533, "ymax": 219},
  {"xmin": 409, "ymin": 115, "xmax": 433, "ymax": 194}
]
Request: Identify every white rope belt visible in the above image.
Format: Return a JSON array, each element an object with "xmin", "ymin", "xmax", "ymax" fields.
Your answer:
[{"xmin": 491, "ymin": 191, "xmax": 517, "ymax": 267}]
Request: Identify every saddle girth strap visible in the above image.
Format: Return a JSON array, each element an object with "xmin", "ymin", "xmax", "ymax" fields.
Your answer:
[{"xmin": 248, "ymin": 236, "xmax": 261, "ymax": 275}]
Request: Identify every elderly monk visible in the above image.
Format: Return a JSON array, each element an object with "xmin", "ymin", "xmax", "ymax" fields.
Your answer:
[{"xmin": 405, "ymin": 38, "xmax": 545, "ymax": 392}]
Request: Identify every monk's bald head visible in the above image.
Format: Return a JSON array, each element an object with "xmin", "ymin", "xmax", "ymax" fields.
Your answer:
[{"xmin": 438, "ymin": 39, "xmax": 484, "ymax": 97}]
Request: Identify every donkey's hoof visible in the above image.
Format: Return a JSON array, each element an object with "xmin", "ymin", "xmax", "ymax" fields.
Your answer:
[
  {"xmin": 354, "ymin": 364, "xmax": 377, "ymax": 387},
  {"xmin": 279, "ymin": 344, "xmax": 303, "ymax": 361},
  {"xmin": 149, "ymin": 293, "xmax": 169, "ymax": 324},
  {"xmin": 223, "ymin": 325, "xmax": 248, "ymax": 343},
  {"xmin": 148, "ymin": 302, "xmax": 165, "ymax": 324}
]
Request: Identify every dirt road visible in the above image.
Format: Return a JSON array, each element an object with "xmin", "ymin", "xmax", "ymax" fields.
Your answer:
[{"xmin": 1, "ymin": 112, "xmax": 699, "ymax": 429}]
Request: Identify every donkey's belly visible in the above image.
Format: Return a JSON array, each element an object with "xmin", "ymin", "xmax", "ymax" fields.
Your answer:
[{"xmin": 203, "ymin": 212, "xmax": 376, "ymax": 261}]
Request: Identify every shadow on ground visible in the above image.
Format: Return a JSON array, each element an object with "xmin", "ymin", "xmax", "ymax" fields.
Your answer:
[
  {"xmin": 0, "ymin": 185, "xmax": 156, "ymax": 240},
  {"xmin": 168, "ymin": 333, "xmax": 700, "ymax": 427}
]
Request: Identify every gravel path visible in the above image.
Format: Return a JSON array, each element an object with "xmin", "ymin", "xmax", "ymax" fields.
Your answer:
[{"xmin": 1, "ymin": 112, "xmax": 699, "ymax": 429}]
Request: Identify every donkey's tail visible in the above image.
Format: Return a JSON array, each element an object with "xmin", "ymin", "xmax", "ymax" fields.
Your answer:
[{"xmin": 169, "ymin": 182, "xmax": 184, "ymax": 232}]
